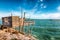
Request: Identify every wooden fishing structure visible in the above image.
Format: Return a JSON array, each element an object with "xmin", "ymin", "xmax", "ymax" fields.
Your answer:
[{"xmin": 1, "ymin": 8, "xmax": 35, "ymax": 35}]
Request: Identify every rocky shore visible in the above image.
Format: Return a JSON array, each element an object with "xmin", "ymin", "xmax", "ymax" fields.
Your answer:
[{"xmin": 0, "ymin": 28, "xmax": 36, "ymax": 40}]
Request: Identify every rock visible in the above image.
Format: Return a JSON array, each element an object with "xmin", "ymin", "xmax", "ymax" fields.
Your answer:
[{"xmin": 0, "ymin": 28, "xmax": 36, "ymax": 40}]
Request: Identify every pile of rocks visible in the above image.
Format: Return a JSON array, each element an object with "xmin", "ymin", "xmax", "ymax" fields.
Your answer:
[{"xmin": 0, "ymin": 28, "xmax": 36, "ymax": 40}]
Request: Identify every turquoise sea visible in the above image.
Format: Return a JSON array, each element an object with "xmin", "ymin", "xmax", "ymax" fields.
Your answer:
[
  {"xmin": 1, "ymin": 19, "xmax": 60, "ymax": 40},
  {"xmin": 30, "ymin": 19, "xmax": 60, "ymax": 40},
  {"xmin": 33, "ymin": 19, "xmax": 60, "ymax": 40},
  {"xmin": 15, "ymin": 19, "xmax": 60, "ymax": 40}
]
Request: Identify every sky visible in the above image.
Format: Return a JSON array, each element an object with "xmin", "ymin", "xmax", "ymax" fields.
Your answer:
[{"xmin": 0, "ymin": 0, "xmax": 60, "ymax": 19}]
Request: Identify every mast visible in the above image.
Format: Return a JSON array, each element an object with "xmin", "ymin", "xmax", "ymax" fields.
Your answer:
[
  {"xmin": 19, "ymin": 7, "xmax": 23, "ymax": 32},
  {"xmin": 23, "ymin": 12, "xmax": 25, "ymax": 34},
  {"xmin": 11, "ymin": 12, "xmax": 13, "ymax": 17},
  {"xmin": 20, "ymin": 7, "xmax": 24, "ymax": 33},
  {"xmin": 24, "ymin": 12, "xmax": 25, "ymax": 19},
  {"xmin": 11, "ymin": 13, "xmax": 12, "ymax": 16},
  {"xmin": 21, "ymin": 12, "xmax": 25, "ymax": 33},
  {"xmin": 21, "ymin": 8, "xmax": 23, "ymax": 18}
]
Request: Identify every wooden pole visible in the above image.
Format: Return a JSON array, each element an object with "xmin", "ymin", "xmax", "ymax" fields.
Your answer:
[
  {"xmin": 21, "ymin": 12, "xmax": 25, "ymax": 33},
  {"xmin": 19, "ymin": 18, "xmax": 20, "ymax": 32}
]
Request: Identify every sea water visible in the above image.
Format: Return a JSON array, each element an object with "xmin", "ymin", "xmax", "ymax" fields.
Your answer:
[
  {"xmin": 24, "ymin": 19, "xmax": 60, "ymax": 40},
  {"xmin": 1, "ymin": 19, "xmax": 60, "ymax": 40}
]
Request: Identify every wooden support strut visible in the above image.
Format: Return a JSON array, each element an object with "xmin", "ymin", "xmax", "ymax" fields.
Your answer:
[{"xmin": 21, "ymin": 12, "xmax": 25, "ymax": 34}]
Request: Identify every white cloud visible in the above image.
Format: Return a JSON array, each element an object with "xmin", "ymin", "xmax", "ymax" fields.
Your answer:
[
  {"xmin": 0, "ymin": 12, "xmax": 11, "ymax": 17},
  {"xmin": 40, "ymin": 0, "xmax": 43, "ymax": 2},
  {"xmin": 57, "ymin": 6, "xmax": 60, "ymax": 11},
  {"xmin": 40, "ymin": 3, "xmax": 44, "ymax": 6},
  {"xmin": 43, "ymin": 5, "xmax": 47, "ymax": 8},
  {"xmin": 41, "ymin": 5, "xmax": 47, "ymax": 8},
  {"xmin": 40, "ymin": 3, "xmax": 47, "ymax": 9},
  {"xmin": 0, "ymin": 9, "xmax": 60, "ymax": 19},
  {"xmin": 25, "ymin": 12, "xmax": 60, "ymax": 19}
]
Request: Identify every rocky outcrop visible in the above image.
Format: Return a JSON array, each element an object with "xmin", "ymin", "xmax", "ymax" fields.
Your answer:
[{"xmin": 0, "ymin": 28, "xmax": 36, "ymax": 40}]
